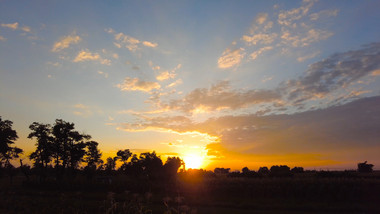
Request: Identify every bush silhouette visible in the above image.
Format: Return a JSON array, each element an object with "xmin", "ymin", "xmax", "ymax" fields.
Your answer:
[{"xmin": 357, "ymin": 161, "xmax": 374, "ymax": 173}]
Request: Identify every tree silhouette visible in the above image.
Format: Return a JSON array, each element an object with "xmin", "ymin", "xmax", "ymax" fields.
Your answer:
[
  {"xmin": 105, "ymin": 157, "xmax": 116, "ymax": 172},
  {"xmin": 0, "ymin": 117, "xmax": 23, "ymax": 168},
  {"xmin": 270, "ymin": 165, "xmax": 291, "ymax": 177},
  {"xmin": 127, "ymin": 154, "xmax": 143, "ymax": 176},
  {"xmin": 214, "ymin": 167, "xmax": 230, "ymax": 174},
  {"xmin": 291, "ymin": 166, "xmax": 304, "ymax": 173},
  {"xmin": 84, "ymin": 141, "xmax": 102, "ymax": 169},
  {"xmin": 242, "ymin": 167, "xmax": 249, "ymax": 174},
  {"xmin": 258, "ymin": 166, "xmax": 269, "ymax": 175},
  {"xmin": 52, "ymin": 119, "xmax": 90, "ymax": 170},
  {"xmin": 116, "ymin": 149, "xmax": 132, "ymax": 171},
  {"xmin": 357, "ymin": 161, "xmax": 374, "ymax": 173},
  {"xmin": 28, "ymin": 122, "xmax": 54, "ymax": 168},
  {"xmin": 139, "ymin": 151, "xmax": 163, "ymax": 178},
  {"xmin": 164, "ymin": 156, "xmax": 183, "ymax": 178}
]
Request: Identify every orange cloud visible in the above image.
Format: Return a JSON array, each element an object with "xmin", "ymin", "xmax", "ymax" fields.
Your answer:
[
  {"xmin": 52, "ymin": 32, "xmax": 81, "ymax": 52},
  {"xmin": 73, "ymin": 50, "xmax": 111, "ymax": 65},
  {"xmin": 117, "ymin": 77, "xmax": 160, "ymax": 93}
]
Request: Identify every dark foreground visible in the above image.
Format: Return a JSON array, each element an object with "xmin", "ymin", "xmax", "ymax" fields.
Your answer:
[{"xmin": 1, "ymin": 171, "xmax": 380, "ymax": 214}]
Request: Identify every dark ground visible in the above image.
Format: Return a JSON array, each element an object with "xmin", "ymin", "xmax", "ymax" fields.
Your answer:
[{"xmin": 1, "ymin": 172, "xmax": 379, "ymax": 214}]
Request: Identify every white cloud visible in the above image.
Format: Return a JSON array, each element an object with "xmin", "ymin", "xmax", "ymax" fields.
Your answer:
[
  {"xmin": 218, "ymin": 48, "xmax": 245, "ymax": 69},
  {"xmin": 73, "ymin": 50, "xmax": 111, "ymax": 65},
  {"xmin": 52, "ymin": 32, "xmax": 81, "ymax": 52},
  {"xmin": 1, "ymin": 22, "xmax": 18, "ymax": 30},
  {"xmin": 0, "ymin": 36, "xmax": 6, "ymax": 41},
  {"xmin": 143, "ymin": 41, "xmax": 158, "ymax": 48},
  {"xmin": 117, "ymin": 77, "xmax": 161, "ymax": 93}
]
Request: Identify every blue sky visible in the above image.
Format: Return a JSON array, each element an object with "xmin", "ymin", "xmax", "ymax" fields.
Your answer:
[{"xmin": 1, "ymin": 0, "xmax": 379, "ymax": 170}]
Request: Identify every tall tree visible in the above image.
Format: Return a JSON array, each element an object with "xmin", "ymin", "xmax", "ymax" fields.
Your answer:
[
  {"xmin": 84, "ymin": 141, "xmax": 102, "ymax": 168},
  {"xmin": 28, "ymin": 122, "xmax": 53, "ymax": 168},
  {"xmin": 0, "ymin": 117, "xmax": 23, "ymax": 167},
  {"xmin": 52, "ymin": 119, "xmax": 89, "ymax": 169}
]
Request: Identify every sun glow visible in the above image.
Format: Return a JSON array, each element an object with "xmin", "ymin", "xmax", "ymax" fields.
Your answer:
[{"xmin": 183, "ymin": 154, "xmax": 204, "ymax": 169}]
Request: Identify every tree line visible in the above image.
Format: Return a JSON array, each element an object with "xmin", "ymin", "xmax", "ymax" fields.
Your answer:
[{"xmin": 0, "ymin": 117, "xmax": 183, "ymax": 181}]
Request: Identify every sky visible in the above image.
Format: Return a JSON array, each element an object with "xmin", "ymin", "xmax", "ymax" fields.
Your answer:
[{"xmin": 1, "ymin": 0, "xmax": 379, "ymax": 170}]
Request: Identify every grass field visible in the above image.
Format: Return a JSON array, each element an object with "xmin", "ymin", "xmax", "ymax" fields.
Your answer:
[{"xmin": 0, "ymin": 171, "xmax": 379, "ymax": 213}]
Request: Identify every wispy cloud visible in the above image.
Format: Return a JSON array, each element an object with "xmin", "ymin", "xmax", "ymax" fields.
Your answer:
[
  {"xmin": 0, "ymin": 35, "xmax": 6, "ymax": 41},
  {"xmin": 250, "ymin": 46, "xmax": 273, "ymax": 60},
  {"xmin": 297, "ymin": 51, "xmax": 320, "ymax": 62},
  {"xmin": 283, "ymin": 42, "xmax": 380, "ymax": 103},
  {"xmin": 157, "ymin": 42, "xmax": 380, "ymax": 115},
  {"xmin": 1, "ymin": 22, "xmax": 19, "ymax": 30},
  {"xmin": 167, "ymin": 79, "xmax": 183, "ymax": 88},
  {"xmin": 106, "ymin": 28, "xmax": 158, "ymax": 52},
  {"xmin": 72, "ymin": 104, "xmax": 103, "ymax": 118},
  {"xmin": 242, "ymin": 33, "xmax": 277, "ymax": 46},
  {"xmin": 220, "ymin": 0, "xmax": 337, "ymax": 67},
  {"xmin": 309, "ymin": 9, "xmax": 339, "ymax": 21},
  {"xmin": 97, "ymin": 70, "xmax": 109, "ymax": 78},
  {"xmin": 255, "ymin": 13, "xmax": 268, "ymax": 25},
  {"xmin": 277, "ymin": 0, "xmax": 316, "ymax": 27},
  {"xmin": 218, "ymin": 48, "xmax": 245, "ymax": 69},
  {"xmin": 156, "ymin": 71, "xmax": 176, "ymax": 81},
  {"xmin": 143, "ymin": 41, "xmax": 158, "ymax": 48},
  {"xmin": 117, "ymin": 77, "xmax": 161, "ymax": 93},
  {"xmin": 281, "ymin": 29, "xmax": 333, "ymax": 47},
  {"xmin": 21, "ymin": 26, "xmax": 31, "ymax": 32},
  {"xmin": 160, "ymin": 81, "xmax": 281, "ymax": 113},
  {"xmin": 52, "ymin": 32, "xmax": 81, "ymax": 52},
  {"xmin": 73, "ymin": 49, "xmax": 111, "ymax": 65},
  {"xmin": 155, "ymin": 64, "xmax": 181, "ymax": 81}
]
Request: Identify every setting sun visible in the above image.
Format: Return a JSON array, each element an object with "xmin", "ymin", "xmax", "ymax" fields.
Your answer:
[{"xmin": 183, "ymin": 154, "xmax": 204, "ymax": 169}]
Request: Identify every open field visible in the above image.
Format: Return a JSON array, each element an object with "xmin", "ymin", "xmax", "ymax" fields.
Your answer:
[{"xmin": 1, "ymin": 171, "xmax": 379, "ymax": 214}]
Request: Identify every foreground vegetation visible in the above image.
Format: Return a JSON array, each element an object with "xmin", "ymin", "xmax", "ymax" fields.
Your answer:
[
  {"xmin": 1, "ymin": 117, "xmax": 380, "ymax": 213},
  {"xmin": 1, "ymin": 170, "xmax": 380, "ymax": 213}
]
